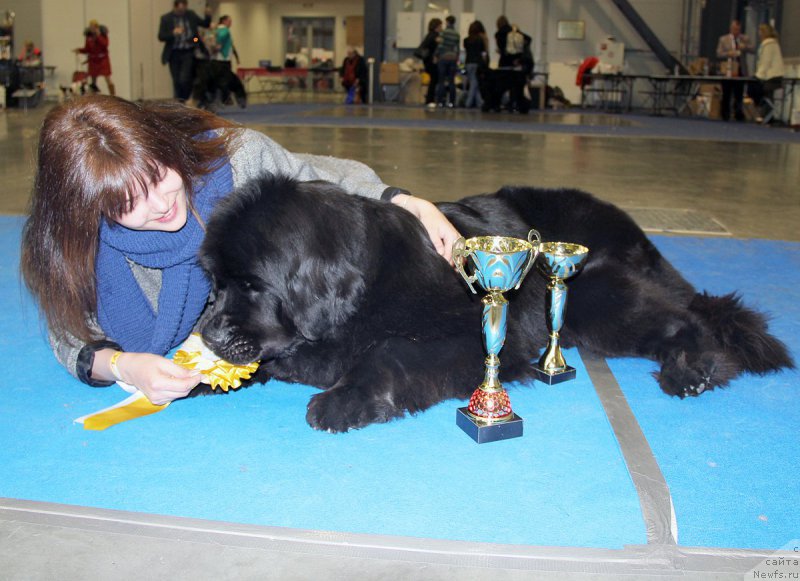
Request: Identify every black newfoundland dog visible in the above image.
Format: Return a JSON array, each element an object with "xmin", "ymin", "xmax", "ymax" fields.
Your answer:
[{"xmin": 198, "ymin": 176, "xmax": 793, "ymax": 433}]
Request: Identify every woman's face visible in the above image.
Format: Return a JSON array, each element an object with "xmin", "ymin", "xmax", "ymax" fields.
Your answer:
[{"xmin": 114, "ymin": 168, "xmax": 188, "ymax": 232}]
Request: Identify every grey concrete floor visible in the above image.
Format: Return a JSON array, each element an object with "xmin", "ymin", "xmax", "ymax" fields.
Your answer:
[
  {"xmin": 3, "ymin": 101, "xmax": 800, "ymax": 241},
  {"xmin": 1, "ymin": 99, "xmax": 799, "ymax": 580}
]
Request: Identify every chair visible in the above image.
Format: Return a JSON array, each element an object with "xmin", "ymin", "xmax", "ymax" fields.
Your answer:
[
  {"xmin": 761, "ymin": 84, "xmax": 784, "ymax": 124},
  {"xmin": 380, "ymin": 62, "xmax": 402, "ymax": 102}
]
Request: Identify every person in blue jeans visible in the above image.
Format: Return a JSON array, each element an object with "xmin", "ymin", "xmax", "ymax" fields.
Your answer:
[
  {"xmin": 463, "ymin": 20, "xmax": 488, "ymax": 109},
  {"xmin": 435, "ymin": 15, "xmax": 460, "ymax": 107}
]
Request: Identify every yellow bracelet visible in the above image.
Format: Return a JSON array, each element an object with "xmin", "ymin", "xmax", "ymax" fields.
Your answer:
[{"xmin": 109, "ymin": 351, "xmax": 124, "ymax": 382}]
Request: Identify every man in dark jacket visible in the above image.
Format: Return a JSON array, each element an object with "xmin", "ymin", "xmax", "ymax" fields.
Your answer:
[{"xmin": 158, "ymin": 0, "xmax": 212, "ymax": 101}]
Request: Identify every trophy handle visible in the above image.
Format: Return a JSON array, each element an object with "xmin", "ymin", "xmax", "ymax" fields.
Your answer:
[
  {"xmin": 516, "ymin": 229, "xmax": 541, "ymax": 290},
  {"xmin": 453, "ymin": 236, "xmax": 478, "ymax": 294}
]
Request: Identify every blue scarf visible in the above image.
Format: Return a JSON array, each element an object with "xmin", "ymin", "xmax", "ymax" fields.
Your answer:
[{"xmin": 96, "ymin": 161, "xmax": 233, "ymax": 354}]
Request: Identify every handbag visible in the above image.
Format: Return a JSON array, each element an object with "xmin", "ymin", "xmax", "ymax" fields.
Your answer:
[{"xmin": 413, "ymin": 45, "xmax": 430, "ymax": 61}]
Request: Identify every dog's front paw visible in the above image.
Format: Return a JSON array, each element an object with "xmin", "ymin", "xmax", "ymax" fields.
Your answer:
[{"xmin": 306, "ymin": 385, "xmax": 401, "ymax": 433}]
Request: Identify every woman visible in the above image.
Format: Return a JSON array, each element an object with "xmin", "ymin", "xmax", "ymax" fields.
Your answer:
[
  {"xmin": 21, "ymin": 95, "xmax": 459, "ymax": 404},
  {"xmin": 340, "ymin": 47, "xmax": 367, "ymax": 104},
  {"xmin": 75, "ymin": 20, "xmax": 115, "ymax": 96},
  {"xmin": 495, "ymin": 15, "xmax": 512, "ymax": 67},
  {"xmin": 419, "ymin": 18, "xmax": 442, "ymax": 108},
  {"xmin": 463, "ymin": 20, "xmax": 488, "ymax": 109},
  {"xmin": 750, "ymin": 23, "xmax": 785, "ymax": 123}
]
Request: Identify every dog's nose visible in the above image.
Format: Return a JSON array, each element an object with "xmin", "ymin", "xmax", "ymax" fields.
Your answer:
[{"xmin": 200, "ymin": 315, "xmax": 228, "ymax": 348}]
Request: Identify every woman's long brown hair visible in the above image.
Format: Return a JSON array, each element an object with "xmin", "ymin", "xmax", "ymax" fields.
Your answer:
[{"xmin": 21, "ymin": 95, "xmax": 239, "ymax": 344}]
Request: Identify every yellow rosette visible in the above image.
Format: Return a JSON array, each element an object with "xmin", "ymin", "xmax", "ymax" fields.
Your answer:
[{"xmin": 173, "ymin": 333, "xmax": 260, "ymax": 392}]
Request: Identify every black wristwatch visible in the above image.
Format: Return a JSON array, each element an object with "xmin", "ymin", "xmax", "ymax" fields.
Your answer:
[{"xmin": 76, "ymin": 340, "xmax": 123, "ymax": 387}]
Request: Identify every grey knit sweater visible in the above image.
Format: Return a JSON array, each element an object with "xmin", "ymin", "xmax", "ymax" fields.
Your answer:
[{"xmin": 51, "ymin": 127, "xmax": 402, "ymax": 381}]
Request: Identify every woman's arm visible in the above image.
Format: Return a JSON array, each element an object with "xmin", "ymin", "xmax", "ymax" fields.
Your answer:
[
  {"xmin": 229, "ymin": 128, "xmax": 460, "ymax": 262},
  {"xmin": 230, "ymin": 128, "xmax": 392, "ymax": 199}
]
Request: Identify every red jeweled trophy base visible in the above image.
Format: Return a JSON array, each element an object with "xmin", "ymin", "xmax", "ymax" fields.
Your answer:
[{"xmin": 467, "ymin": 388, "xmax": 513, "ymax": 421}]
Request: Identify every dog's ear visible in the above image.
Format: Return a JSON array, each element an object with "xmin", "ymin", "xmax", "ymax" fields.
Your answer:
[{"xmin": 283, "ymin": 253, "xmax": 367, "ymax": 342}]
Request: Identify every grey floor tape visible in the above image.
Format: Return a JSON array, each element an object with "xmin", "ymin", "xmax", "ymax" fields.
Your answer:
[
  {"xmin": 579, "ymin": 348, "xmax": 678, "ymax": 545},
  {"xmin": 0, "ymin": 498, "xmax": 785, "ymax": 579}
]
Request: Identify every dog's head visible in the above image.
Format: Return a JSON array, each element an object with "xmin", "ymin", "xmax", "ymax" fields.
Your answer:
[{"xmin": 198, "ymin": 176, "xmax": 369, "ymax": 364}]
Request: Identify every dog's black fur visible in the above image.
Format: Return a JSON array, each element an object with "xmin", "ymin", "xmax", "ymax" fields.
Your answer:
[{"xmin": 197, "ymin": 176, "xmax": 793, "ymax": 432}]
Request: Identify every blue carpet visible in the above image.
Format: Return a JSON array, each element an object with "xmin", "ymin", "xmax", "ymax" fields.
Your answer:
[
  {"xmin": 0, "ymin": 217, "xmax": 644, "ymax": 549},
  {"xmin": 608, "ymin": 236, "xmax": 800, "ymax": 550}
]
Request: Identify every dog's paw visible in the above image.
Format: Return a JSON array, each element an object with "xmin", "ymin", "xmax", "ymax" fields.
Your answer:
[
  {"xmin": 656, "ymin": 351, "xmax": 731, "ymax": 398},
  {"xmin": 306, "ymin": 386, "xmax": 401, "ymax": 433}
]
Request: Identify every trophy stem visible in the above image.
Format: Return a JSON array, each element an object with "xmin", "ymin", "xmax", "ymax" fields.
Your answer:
[
  {"xmin": 479, "ymin": 354, "xmax": 503, "ymax": 392},
  {"xmin": 537, "ymin": 332, "xmax": 567, "ymax": 372},
  {"xmin": 533, "ymin": 277, "xmax": 575, "ymax": 383},
  {"xmin": 466, "ymin": 293, "xmax": 514, "ymax": 423}
]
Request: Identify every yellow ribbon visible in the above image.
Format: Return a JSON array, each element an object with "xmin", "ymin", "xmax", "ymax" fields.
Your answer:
[
  {"xmin": 76, "ymin": 335, "xmax": 260, "ymax": 430},
  {"xmin": 173, "ymin": 349, "xmax": 260, "ymax": 393},
  {"xmin": 79, "ymin": 393, "xmax": 169, "ymax": 431}
]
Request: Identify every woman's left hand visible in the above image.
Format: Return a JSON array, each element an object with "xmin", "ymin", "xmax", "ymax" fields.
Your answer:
[{"xmin": 393, "ymin": 194, "xmax": 461, "ymax": 265}]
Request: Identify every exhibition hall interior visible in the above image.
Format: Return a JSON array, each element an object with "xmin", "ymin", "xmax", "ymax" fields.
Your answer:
[{"xmin": 1, "ymin": 0, "xmax": 799, "ymax": 579}]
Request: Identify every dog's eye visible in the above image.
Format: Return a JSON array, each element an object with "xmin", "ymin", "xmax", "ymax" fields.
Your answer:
[{"xmin": 238, "ymin": 278, "xmax": 262, "ymax": 293}]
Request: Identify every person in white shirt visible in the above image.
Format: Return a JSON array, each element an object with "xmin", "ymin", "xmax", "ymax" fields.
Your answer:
[{"xmin": 749, "ymin": 23, "xmax": 785, "ymax": 123}]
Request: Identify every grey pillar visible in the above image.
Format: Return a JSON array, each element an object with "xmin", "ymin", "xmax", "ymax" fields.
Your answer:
[{"xmin": 364, "ymin": 0, "xmax": 386, "ymax": 102}]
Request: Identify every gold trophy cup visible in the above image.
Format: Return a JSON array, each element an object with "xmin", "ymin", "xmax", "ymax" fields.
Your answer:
[
  {"xmin": 453, "ymin": 229, "xmax": 540, "ymax": 444},
  {"xmin": 532, "ymin": 242, "xmax": 590, "ymax": 384}
]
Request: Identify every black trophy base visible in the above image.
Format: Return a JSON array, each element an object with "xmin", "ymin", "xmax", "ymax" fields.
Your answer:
[
  {"xmin": 532, "ymin": 365, "xmax": 577, "ymax": 385},
  {"xmin": 456, "ymin": 408, "xmax": 524, "ymax": 444}
]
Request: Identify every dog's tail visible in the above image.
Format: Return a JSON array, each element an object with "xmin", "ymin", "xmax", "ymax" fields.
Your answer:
[{"xmin": 690, "ymin": 291, "xmax": 794, "ymax": 375}]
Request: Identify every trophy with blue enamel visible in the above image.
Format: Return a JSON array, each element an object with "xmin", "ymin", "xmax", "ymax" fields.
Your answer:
[
  {"xmin": 453, "ymin": 230, "xmax": 540, "ymax": 444},
  {"xmin": 532, "ymin": 242, "xmax": 590, "ymax": 384}
]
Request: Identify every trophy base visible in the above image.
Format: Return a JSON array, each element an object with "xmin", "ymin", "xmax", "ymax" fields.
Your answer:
[
  {"xmin": 532, "ymin": 365, "xmax": 577, "ymax": 385},
  {"xmin": 456, "ymin": 408, "xmax": 523, "ymax": 444}
]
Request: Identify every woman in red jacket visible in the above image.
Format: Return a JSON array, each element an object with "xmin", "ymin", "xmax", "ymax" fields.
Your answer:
[{"xmin": 75, "ymin": 20, "xmax": 115, "ymax": 95}]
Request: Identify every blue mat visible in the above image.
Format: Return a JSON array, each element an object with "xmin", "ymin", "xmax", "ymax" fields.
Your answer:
[
  {"xmin": 608, "ymin": 236, "xmax": 800, "ymax": 550},
  {"xmin": 0, "ymin": 217, "xmax": 645, "ymax": 549}
]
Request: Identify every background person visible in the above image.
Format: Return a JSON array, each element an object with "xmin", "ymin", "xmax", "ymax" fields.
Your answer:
[
  {"xmin": 418, "ymin": 18, "xmax": 442, "ymax": 109},
  {"xmin": 434, "ymin": 15, "xmax": 459, "ymax": 108},
  {"xmin": 749, "ymin": 23, "xmax": 785, "ymax": 123},
  {"xmin": 716, "ymin": 19, "xmax": 752, "ymax": 121},
  {"xmin": 340, "ymin": 47, "xmax": 367, "ymax": 104},
  {"xmin": 495, "ymin": 15, "xmax": 513, "ymax": 67},
  {"xmin": 159, "ymin": 0, "xmax": 212, "ymax": 101},
  {"xmin": 75, "ymin": 20, "xmax": 114, "ymax": 96},
  {"xmin": 18, "ymin": 39, "xmax": 42, "ymax": 66},
  {"xmin": 463, "ymin": 20, "xmax": 488, "ymax": 109},
  {"xmin": 212, "ymin": 15, "xmax": 246, "ymax": 107},
  {"xmin": 20, "ymin": 96, "xmax": 460, "ymax": 405}
]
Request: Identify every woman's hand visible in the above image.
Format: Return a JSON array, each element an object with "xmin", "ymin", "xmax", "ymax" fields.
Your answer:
[
  {"xmin": 95, "ymin": 350, "xmax": 202, "ymax": 405},
  {"xmin": 118, "ymin": 352, "xmax": 202, "ymax": 404},
  {"xmin": 393, "ymin": 194, "xmax": 461, "ymax": 265}
]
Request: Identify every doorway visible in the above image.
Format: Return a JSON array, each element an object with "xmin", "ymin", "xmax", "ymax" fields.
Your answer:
[{"xmin": 282, "ymin": 17, "xmax": 336, "ymax": 68}]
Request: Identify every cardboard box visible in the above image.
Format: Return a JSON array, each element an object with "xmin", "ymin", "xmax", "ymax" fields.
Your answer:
[
  {"xmin": 380, "ymin": 62, "xmax": 400, "ymax": 85},
  {"xmin": 697, "ymin": 83, "xmax": 721, "ymax": 120}
]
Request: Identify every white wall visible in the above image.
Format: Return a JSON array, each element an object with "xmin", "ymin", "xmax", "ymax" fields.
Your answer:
[
  {"xmin": 41, "ymin": 0, "xmax": 133, "ymax": 99},
  {"xmin": 216, "ymin": 0, "xmax": 271, "ymax": 69}
]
